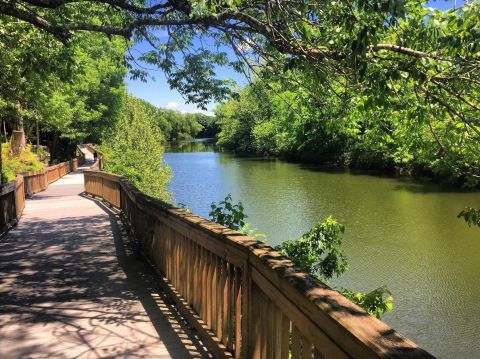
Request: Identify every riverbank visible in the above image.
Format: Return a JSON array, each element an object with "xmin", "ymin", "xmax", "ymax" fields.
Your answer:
[{"xmin": 174, "ymin": 138, "xmax": 479, "ymax": 190}]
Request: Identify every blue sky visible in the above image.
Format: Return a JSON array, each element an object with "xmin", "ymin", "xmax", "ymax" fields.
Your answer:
[{"xmin": 125, "ymin": 0, "xmax": 463, "ymax": 115}]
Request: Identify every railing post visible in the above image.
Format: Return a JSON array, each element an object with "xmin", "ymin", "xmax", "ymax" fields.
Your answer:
[
  {"xmin": 43, "ymin": 168, "xmax": 47, "ymax": 190},
  {"xmin": 241, "ymin": 257, "xmax": 252, "ymax": 358},
  {"xmin": 13, "ymin": 178, "xmax": 19, "ymax": 223}
]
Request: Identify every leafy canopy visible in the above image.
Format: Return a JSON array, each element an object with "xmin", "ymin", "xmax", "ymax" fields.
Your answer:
[{"xmin": 1, "ymin": 0, "xmax": 479, "ymax": 119}]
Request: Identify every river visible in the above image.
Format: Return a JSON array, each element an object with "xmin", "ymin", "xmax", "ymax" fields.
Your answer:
[{"xmin": 164, "ymin": 139, "xmax": 480, "ymax": 359}]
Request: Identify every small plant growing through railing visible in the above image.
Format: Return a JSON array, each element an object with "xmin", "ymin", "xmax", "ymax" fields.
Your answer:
[
  {"xmin": 209, "ymin": 194, "xmax": 393, "ymax": 319},
  {"xmin": 178, "ymin": 202, "xmax": 191, "ymax": 214},
  {"xmin": 209, "ymin": 194, "xmax": 246, "ymax": 231},
  {"xmin": 458, "ymin": 207, "xmax": 480, "ymax": 227},
  {"xmin": 209, "ymin": 194, "xmax": 265, "ymax": 240}
]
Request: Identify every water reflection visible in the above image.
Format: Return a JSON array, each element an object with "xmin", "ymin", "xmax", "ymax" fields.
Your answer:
[
  {"xmin": 166, "ymin": 138, "xmax": 217, "ymax": 153},
  {"xmin": 164, "ymin": 140, "xmax": 480, "ymax": 359}
]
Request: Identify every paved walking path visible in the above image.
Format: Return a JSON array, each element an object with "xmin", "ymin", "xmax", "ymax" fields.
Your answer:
[{"xmin": 0, "ymin": 150, "xmax": 211, "ymax": 359}]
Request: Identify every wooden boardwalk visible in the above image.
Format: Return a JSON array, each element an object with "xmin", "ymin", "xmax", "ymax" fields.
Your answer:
[{"xmin": 0, "ymin": 150, "xmax": 211, "ymax": 359}]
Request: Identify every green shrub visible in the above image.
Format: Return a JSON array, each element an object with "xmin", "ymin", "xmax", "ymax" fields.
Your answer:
[
  {"xmin": 458, "ymin": 207, "xmax": 480, "ymax": 227},
  {"xmin": 1, "ymin": 143, "xmax": 45, "ymax": 183},
  {"xmin": 209, "ymin": 194, "xmax": 246, "ymax": 231},
  {"xmin": 100, "ymin": 95, "xmax": 171, "ymax": 201},
  {"xmin": 275, "ymin": 216, "xmax": 348, "ymax": 282}
]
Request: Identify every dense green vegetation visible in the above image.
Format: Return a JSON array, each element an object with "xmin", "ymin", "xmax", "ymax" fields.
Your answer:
[
  {"xmin": 0, "ymin": 16, "xmax": 213, "ymax": 185},
  {"xmin": 0, "ymin": 16, "xmax": 127, "ymax": 160},
  {"xmin": 1, "ymin": 144, "xmax": 46, "ymax": 181},
  {"xmin": 209, "ymin": 195, "xmax": 393, "ymax": 318},
  {"xmin": 99, "ymin": 95, "xmax": 172, "ymax": 201},
  {"xmin": 131, "ymin": 98, "xmax": 217, "ymax": 141},
  {"xmin": 458, "ymin": 207, "xmax": 480, "ymax": 227},
  {"xmin": 216, "ymin": 26, "xmax": 480, "ymax": 186},
  {"xmin": 2, "ymin": 1, "xmax": 478, "ymax": 189},
  {"xmin": 215, "ymin": 74, "xmax": 479, "ymax": 186}
]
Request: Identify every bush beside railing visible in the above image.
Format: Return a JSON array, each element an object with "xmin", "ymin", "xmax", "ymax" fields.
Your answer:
[{"xmin": 83, "ymin": 165, "xmax": 435, "ymax": 359}]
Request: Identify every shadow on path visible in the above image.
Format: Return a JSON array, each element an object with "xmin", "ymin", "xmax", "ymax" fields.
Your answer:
[{"xmin": 0, "ymin": 162, "xmax": 211, "ymax": 358}]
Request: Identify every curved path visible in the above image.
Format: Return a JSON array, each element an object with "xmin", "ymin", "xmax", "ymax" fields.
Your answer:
[{"xmin": 0, "ymin": 150, "xmax": 211, "ymax": 358}]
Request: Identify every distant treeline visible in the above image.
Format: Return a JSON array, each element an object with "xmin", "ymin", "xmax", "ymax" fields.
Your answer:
[{"xmin": 132, "ymin": 98, "xmax": 220, "ymax": 141}]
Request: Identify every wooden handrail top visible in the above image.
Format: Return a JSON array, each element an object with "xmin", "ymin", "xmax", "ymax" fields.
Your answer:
[
  {"xmin": 0, "ymin": 181, "xmax": 16, "ymax": 196},
  {"xmin": 83, "ymin": 168, "xmax": 433, "ymax": 358},
  {"xmin": 84, "ymin": 169, "xmax": 119, "ymax": 181}
]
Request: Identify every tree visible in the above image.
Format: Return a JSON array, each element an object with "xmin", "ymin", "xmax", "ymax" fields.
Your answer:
[
  {"xmin": 99, "ymin": 94, "xmax": 172, "ymax": 201},
  {"xmin": 0, "ymin": 16, "xmax": 127, "ymax": 159},
  {"xmin": 0, "ymin": 0, "xmax": 478, "ymax": 119},
  {"xmin": 2, "ymin": 1, "xmax": 478, "ymax": 219}
]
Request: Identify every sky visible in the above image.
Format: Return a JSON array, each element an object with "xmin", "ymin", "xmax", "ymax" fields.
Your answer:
[{"xmin": 125, "ymin": 0, "xmax": 464, "ymax": 115}]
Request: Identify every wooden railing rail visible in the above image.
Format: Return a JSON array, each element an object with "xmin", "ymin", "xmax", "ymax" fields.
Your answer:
[
  {"xmin": 0, "ymin": 175, "xmax": 25, "ymax": 237},
  {"xmin": 83, "ymin": 167, "xmax": 434, "ymax": 359}
]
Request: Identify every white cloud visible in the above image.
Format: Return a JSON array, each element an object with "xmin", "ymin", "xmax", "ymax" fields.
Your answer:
[
  {"xmin": 181, "ymin": 109, "xmax": 215, "ymax": 117},
  {"xmin": 166, "ymin": 101, "xmax": 179, "ymax": 108},
  {"xmin": 164, "ymin": 100, "xmax": 215, "ymax": 116},
  {"xmin": 236, "ymin": 37, "xmax": 254, "ymax": 52}
]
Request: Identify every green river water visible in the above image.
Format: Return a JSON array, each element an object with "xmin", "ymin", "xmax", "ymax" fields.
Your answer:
[{"xmin": 164, "ymin": 139, "xmax": 480, "ymax": 359}]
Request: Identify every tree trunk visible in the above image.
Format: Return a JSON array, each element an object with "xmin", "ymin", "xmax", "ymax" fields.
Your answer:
[
  {"xmin": 11, "ymin": 101, "xmax": 26, "ymax": 155},
  {"xmin": 36, "ymin": 120, "xmax": 40, "ymax": 147},
  {"xmin": 51, "ymin": 131, "xmax": 58, "ymax": 162}
]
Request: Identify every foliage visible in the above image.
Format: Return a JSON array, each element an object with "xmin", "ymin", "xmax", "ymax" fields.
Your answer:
[
  {"xmin": 458, "ymin": 207, "xmax": 480, "ymax": 227},
  {"xmin": 99, "ymin": 94, "xmax": 171, "ymax": 201},
  {"xmin": 341, "ymin": 287, "xmax": 394, "ymax": 319},
  {"xmin": 178, "ymin": 203, "xmax": 191, "ymax": 214},
  {"xmin": 123, "ymin": 98, "xmax": 212, "ymax": 142},
  {"xmin": 1, "ymin": 144, "xmax": 45, "ymax": 182},
  {"xmin": 209, "ymin": 195, "xmax": 393, "ymax": 318},
  {"xmin": 154, "ymin": 109, "xmax": 204, "ymax": 141},
  {"xmin": 215, "ymin": 68, "xmax": 480, "ymax": 187},
  {"xmin": 275, "ymin": 217, "xmax": 393, "ymax": 318},
  {"xmin": 275, "ymin": 217, "xmax": 348, "ymax": 282},
  {"xmin": 209, "ymin": 194, "xmax": 246, "ymax": 231},
  {"xmin": 1, "ymin": 0, "xmax": 479, "ymax": 140},
  {"xmin": 196, "ymin": 115, "xmax": 221, "ymax": 138},
  {"xmin": 2, "ymin": 1, "xmax": 479, "ymax": 180},
  {"xmin": 240, "ymin": 223, "xmax": 266, "ymax": 241},
  {"xmin": 0, "ymin": 17, "xmax": 126, "ymax": 156}
]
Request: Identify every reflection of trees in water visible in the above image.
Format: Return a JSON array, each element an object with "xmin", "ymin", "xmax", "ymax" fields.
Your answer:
[{"xmin": 167, "ymin": 138, "xmax": 216, "ymax": 153}]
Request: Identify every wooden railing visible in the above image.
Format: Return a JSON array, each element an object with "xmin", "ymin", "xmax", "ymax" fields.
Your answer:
[
  {"xmin": 23, "ymin": 151, "xmax": 85, "ymax": 195},
  {"xmin": 85, "ymin": 144, "xmax": 104, "ymax": 170},
  {"xmin": 0, "ymin": 175, "xmax": 25, "ymax": 236},
  {"xmin": 1, "ymin": 145, "xmax": 85, "ymax": 236},
  {"xmin": 84, "ymin": 166, "xmax": 434, "ymax": 359}
]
